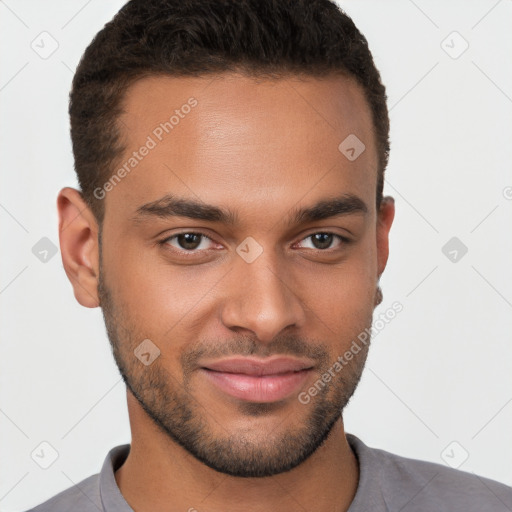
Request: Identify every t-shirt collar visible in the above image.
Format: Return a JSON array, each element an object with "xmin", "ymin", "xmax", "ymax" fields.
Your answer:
[{"xmin": 97, "ymin": 434, "xmax": 385, "ymax": 511}]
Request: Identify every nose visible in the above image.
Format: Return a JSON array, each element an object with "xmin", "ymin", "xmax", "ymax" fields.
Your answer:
[{"xmin": 220, "ymin": 248, "xmax": 306, "ymax": 344}]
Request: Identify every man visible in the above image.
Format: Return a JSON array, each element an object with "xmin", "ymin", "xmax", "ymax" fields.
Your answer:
[{"xmin": 26, "ymin": 0, "xmax": 512, "ymax": 511}]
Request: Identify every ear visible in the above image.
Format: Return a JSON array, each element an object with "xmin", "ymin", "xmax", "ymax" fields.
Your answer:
[
  {"xmin": 57, "ymin": 187, "xmax": 100, "ymax": 308},
  {"xmin": 376, "ymin": 195, "xmax": 395, "ymax": 279}
]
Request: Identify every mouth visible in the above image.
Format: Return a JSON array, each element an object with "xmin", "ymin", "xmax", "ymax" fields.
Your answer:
[{"xmin": 199, "ymin": 356, "xmax": 315, "ymax": 403}]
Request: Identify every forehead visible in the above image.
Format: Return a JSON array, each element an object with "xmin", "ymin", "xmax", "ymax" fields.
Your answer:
[
  {"xmin": 107, "ymin": 72, "xmax": 377, "ymax": 225},
  {"xmin": 120, "ymin": 72, "xmax": 374, "ymax": 148}
]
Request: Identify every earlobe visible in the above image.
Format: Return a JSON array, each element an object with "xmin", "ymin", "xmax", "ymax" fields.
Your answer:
[
  {"xmin": 57, "ymin": 187, "xmax": 101, "ymax": 308},
  {"xmin": 376, "ymin": 195, "xmax": 395, "ymax": 279}
]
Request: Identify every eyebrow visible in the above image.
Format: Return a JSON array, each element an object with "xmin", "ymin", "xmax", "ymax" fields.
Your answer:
[{"xmin": 132, "ymin": 193, "xmax": 368, "ymax": 227}]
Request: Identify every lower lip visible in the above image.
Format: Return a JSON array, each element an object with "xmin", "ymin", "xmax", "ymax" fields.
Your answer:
[{"xmin": 200, "ymin": 368, "xmax": 312, "ymax": 403}]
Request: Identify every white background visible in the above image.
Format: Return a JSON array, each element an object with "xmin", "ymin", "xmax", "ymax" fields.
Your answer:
[{"xmin": 1, "ymin": 1, "xmax": 511, "ymax": 510}]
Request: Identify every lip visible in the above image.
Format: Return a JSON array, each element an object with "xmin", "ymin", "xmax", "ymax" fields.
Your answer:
[
  {"xmin": 200, "ymin": 356, "xmax": 314, "ymax": 403},
  {"xmin": 202, "ymin": 356, "xmax": 314, "ymax": 376}
]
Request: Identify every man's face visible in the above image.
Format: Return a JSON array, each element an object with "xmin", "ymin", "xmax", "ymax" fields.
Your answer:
[{"xmin": 96, "ymin": 73, "xmax": 393, "ymax": 477}]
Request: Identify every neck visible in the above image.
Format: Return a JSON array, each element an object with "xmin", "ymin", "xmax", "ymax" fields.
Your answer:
[{"xmin": 115, "ymin": 392, "xmax": 359, "ymax": 512}]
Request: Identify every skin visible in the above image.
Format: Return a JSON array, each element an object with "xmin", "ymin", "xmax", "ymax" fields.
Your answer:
[{"xmin": 58, "ymin": 72, "xmax": 395, "ymax": 512}]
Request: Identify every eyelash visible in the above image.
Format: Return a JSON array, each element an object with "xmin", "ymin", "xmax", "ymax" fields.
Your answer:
[{"xmin": 158, "ymin": 231, "xmax": 351, "ymax": 256}]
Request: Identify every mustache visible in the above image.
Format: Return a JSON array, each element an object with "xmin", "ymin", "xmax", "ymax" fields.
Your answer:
[{"xmin": 180, "ymin": 334, "xmax": 330, "ymax": 373}]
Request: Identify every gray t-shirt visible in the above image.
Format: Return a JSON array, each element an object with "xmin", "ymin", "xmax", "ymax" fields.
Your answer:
[{"xmin": 24, "ymin": 433, "xmax": 512, "ymax": 511}]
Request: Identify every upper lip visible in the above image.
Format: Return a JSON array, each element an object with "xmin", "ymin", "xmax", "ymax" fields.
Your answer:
[{"xmin": 201, "ymin": 356, "xmax": 315, "ymax": 376}]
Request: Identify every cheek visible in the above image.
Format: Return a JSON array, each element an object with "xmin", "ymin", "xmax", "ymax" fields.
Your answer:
[
  {"xmin": 104, "ymin": 240, "xmax": 220, "ymax": 340},
  {"xmin": 301, "ymin": 269, "xmax": 375, "ymax": 345},
  {"xmin": 300, "ymin": 240, "xmax": 377, "ymax": 319}
]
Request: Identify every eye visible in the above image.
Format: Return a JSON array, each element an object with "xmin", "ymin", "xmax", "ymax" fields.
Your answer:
[
  {"xmin": 296, "ymin": 232, "xmax": 349, "ymax": 251},
  {"xmin": 159, "ymin": 231, "xmax": 350, "ymax": 257},
  {"xmin": 160, "ymin": 232, "xmax": 216, "ymax": 252}
]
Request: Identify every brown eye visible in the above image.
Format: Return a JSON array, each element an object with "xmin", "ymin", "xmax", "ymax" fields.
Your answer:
[
  {"xmin": 162, "ymin": 232, "xmax": 214, "ymax": 252},
  {"xmin": 297, "ymin": 232, "xmax": 349, "ymax": 251},
  {"xmin": 311, "ymin": 233, "xmax": 334, "ymax": 249},
  {"xmin": 176, "ymin": 233, "xmax": 202, "ymax": 250}
]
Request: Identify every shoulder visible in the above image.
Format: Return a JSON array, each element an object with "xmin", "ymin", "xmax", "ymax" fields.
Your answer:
[
  {"xmin": 348, "ymin": 434, "xmax": 512, "ymax": 511},
  {"xmin": 378, "ymin": 447, "xmax": 512, "ymax": 508},
  {"xmin": 22, "ymin": 472, "xmax": 101, "ymax": 512},
  {"xmin": 23, "ymin": 444, "xmax": 130, "ymax": 512}
]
